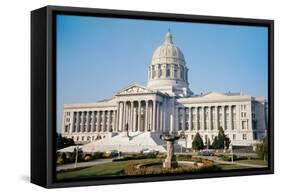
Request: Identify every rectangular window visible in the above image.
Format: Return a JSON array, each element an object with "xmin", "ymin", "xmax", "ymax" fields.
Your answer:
[
  {"xmin": 243, "ymin": 134, "xmax": 247, "ymax": 140},
  {"xmin": 242, "ymin": 121, "xmax": 247, "ymax": 130},
  {"xmin": 233, "ymin": 134, "xmax": 236, "ymax": 140}
]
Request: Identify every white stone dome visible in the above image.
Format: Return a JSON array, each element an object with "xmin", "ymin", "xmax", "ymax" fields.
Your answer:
[
  {"xmin": 147, "ymin": 31, "xmax": 193, "ymax": 97},
  {"xmin": 151, "ymin": 32, "xmax": 186, "ymax": 66}
]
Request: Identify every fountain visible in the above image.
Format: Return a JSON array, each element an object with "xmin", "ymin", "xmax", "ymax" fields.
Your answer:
[
  {"xmin": 161, "ymin": 134, "xmax": 180, "ymax": 168},
  {"xmin": 160, "ymin": 114, "xmax": 180, "ymax": 169}
]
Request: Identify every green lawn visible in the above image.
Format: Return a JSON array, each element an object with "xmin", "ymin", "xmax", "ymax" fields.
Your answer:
[
  {"xmin": 57, "ymin": 158, "xmax": 267, "ymax": 181},
  {"xmin": 236, "ymin": 159, "xmax": 268, "ymax": 166},
  {"xmin": 217, "ymin": 164, "xmax": 251, "ymax": 170},
  {"xmin": 56, "ymin": 159, "xmax": 159, "ymax": 181}
]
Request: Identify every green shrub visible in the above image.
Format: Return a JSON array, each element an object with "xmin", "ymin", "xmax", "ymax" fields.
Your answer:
[
  {"xmin": 84, "ymin": 155, "xmax": 93, "ymax": 161},
  {"xmin": 176, "ymin": 154, "xmax": 192, "ymax": 161},
  {"xmin": 191, "ymin": 156, "xmax": 202, "ymax": 162},
  {"xmin": 256, "ymin": 136, "xmax": 268, "ymax": 161},
  {"xmin": 221, "ymin": 154, "xmax": 237, "ymax": 161},
  {"xmin": 123, "ymin": 162, "xmax": 221, "ymax": 176},
  {"xmin": 112, "ymin": 153, "xmax": 157, "ymax": 162},
  {"xmin": 92, "ymin": 152, "xmax": 104, "ymax": 159},
  {"xmin": 56, "ymin": 158, "xmax": 64, "ymax": 165},
  {"xmin": 156, "ymin": 153, "xmax": 167, "ymax": 159}
]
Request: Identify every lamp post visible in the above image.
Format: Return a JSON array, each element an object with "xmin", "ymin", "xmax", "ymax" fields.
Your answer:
[
  {"xmin": 230, "ymin": 143, "xmax": 234, "ymax": 163},
  {"xmin": 74, "ymin": 145, "xmax": 79, "ymax": 168}
]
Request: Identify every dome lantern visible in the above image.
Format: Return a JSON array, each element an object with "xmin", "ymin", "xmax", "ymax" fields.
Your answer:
[{"xmin": 164, "ymin": 31, "xmax": 173, "ymax": 44}]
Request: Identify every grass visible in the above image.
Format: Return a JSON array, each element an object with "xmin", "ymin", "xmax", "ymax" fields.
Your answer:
[
  {"xmin": 56, "ymin": 159, "xmax": 158, "ymax": 181},
  {"xmin": 217, "ymin": 164, "xmax": 252, "ymax": 170},
  {"xmin": 236, "ymin": 159, "xmax": 268, "ymax": 166},
  {"xmin": 57, "ymin": 158, "xmax": 267, "ymax": 181}
]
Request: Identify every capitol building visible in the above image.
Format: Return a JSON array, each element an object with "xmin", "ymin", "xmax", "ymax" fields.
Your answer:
[{"xmin": 61, "ymin": 31, "xmax": 267, "ymax": 151}]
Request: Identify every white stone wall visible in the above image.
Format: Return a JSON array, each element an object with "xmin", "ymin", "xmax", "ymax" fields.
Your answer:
[{"xmin": 61, "ymin": 89, "xmax": 267, "ymax": 147}]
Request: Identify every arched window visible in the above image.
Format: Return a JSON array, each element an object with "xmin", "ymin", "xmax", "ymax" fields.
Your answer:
[
  {"xmin": 166, "ymin": 64, "xmax": 170, "ymax": 77},
  {"xmin": 180, "ymin": 66, "xmax": 184, "ymax": 79},
  {"xmin": 158, "ymin": 64, "xmax": 162, "ymax": 77},
  {"xmin": 152, "ymin": 65, "xmax": 156, "ymax": 79},
  {"xmin": 174, "ymin": 64, "xmax": 178, "ymax": 79}
]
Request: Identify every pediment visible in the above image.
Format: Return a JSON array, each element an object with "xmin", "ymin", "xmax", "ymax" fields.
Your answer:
[
  {"xmin": 201, "ymin": 92, "xmax": 227, "ymax": 99},
  {"xmin": 116, "ymin": 84, "xmax": 153, "ymax": 95}
]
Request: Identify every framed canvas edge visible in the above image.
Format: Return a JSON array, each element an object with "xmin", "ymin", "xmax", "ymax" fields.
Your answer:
[{"xmin": 31, "ymin": 5, "xmax": 274, "ymax": 188}]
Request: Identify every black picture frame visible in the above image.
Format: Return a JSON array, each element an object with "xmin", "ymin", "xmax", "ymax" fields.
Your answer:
[{"xmin": 31, "ymin": 5, "xmax": 274, "ymax": 188}]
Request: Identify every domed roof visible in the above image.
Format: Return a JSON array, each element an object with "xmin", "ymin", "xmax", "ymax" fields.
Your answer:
[{"xmin": 151, "ymin": 31, "xmax": 185, "ymax": 65}]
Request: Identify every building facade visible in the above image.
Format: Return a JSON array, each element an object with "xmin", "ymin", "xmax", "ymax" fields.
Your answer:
[{"xmin": 61, "ymin": 32, "xmax": 267, "ymax": 148}]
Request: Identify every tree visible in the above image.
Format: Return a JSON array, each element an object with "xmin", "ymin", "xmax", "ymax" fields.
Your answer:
[
  {"xmin": 192, "ymin": 132, "xmax": 204, "ymax": 150},
  {"xmin": 256, "ymin": 136, "xmax": 268, "ymax": 161},
  {"xmin": 56, "ymin": 132, "xmax": 75, "ymax": 150},
  {"xmin": 212, "ymin": 127, "xmax": 231, "ymax": 149}
]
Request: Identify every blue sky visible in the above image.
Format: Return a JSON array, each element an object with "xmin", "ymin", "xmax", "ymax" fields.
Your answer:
[{"xmin": 56, "ymin": 15, "xmax": 268, "ymax": 131}]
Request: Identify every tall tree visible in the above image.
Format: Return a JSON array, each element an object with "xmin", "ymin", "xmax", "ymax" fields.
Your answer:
[
  {"xmin": 192, "ymin": 132, "xmax": 204, "ymax": 150},
  {"xmin": 212, "ymin": 127, "xmax": 231, "ymax": 149},
  {"xmin": 256, "ymin": 136, "xmax": 268, "ymax": 161}
]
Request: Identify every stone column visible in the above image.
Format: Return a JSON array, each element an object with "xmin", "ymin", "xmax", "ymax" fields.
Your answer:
[
  {"xmin": 112, "ymin": 110, "xmax": 116, "ymax": 131},
  {"xmin": 230, "ymin": 105, "xmax": 233, "ymax": 130},
  {"xmin": 96, "ymin": 111, "xmax": 100, "ymax": 132},
  {"xmin": 152, "ymin": 100, "xmax": 156, "ymax": 131},
  {"xmin": 182, "ymin": 107, "xmax": 186, "ymax": 131},
  {"xmin": 123, "ymin": 102, "xmax": 127, "ymax": 131},
  {"xmin": 149, "ymin": 102, "xmax": 152, "ymax": 131},
  {"xmin": 175, "ymin": 107, "xmax": 178, "ymax": 132},
  {"xmin": 91, "ymin": 111, "xmax": 94, "ymax": 132},
  {"xmin": 130, "ymin": 101, "xmax": 133, "ymax": 131},
  {"xmin": 119, "ymin": 102, "xmax": 123, "ymax": 131},
  {"xmin": 133, "ymin": 105, "xmax": 137, "ymax": 131},
  {"xmin": 86, "ymin": 111, "xmax": 90, "ymax": 132},
  {"xmin": 222, "ymin": 106, "xmax": 226, "ymax": 130},
  {"xmin": 156, "ymin": 102, "xmax": 160, "ymax": 131},
  {"xmin": 137, "ymin": 101, "xmax": 141, "ymax": 131},
  {"xmin": 107, "ymin": 111, "xmax": 111, "ymax": 131},
  {"xmin": 116, "ymin": 102, "xmax": 120, "ymax": 132},
  {"xmin": 160, "ymin": 102, "xmax": 163, "ymax": 131},
  {"xmin": 102, "ymin": 111, "xmax": 105, "ymax": 132},
  {"xmin": 163, "ymin": 99, "xmax": 166, "ymax": 131},
  {"xmin": 216, "ymin": 106, "xmax": 220, "ymax": 130},
  {"xmin": 79, "ymin": 112, "xmax": 83, "ymax": 132},
  {"xmin": 209, "ymin": 107, "xmax": 212, "ymax": 130},
  {"xmin": 195, "ymin": 107, "xmax": 198, "ymax": 131},
  {"xmin": 145, "ymin": 100, "xmax": 148, "ymax": 131},
  {"xmin": 189, "ymin": 108, "xmax": 192, "ymax": 131},
  {"xmin": 202, "ymin": 107, "xmax": 205, "ymax": 131},
  {"xmin": 215, "ymin": 106, "xmax": 218, "ymax": 130}
]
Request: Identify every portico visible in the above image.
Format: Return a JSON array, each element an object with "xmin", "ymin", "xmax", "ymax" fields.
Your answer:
[{"xmin": 115, "ymin": 84, "xmax": 167, "ymax": 133}]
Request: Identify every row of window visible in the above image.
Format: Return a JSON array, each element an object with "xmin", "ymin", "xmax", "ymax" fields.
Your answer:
[
  {"xmin": 150, "ymin": 64, "xmax": 185, "ymax": 80},
  {"xmin": 178, "ymin": 106, "xmax": 238, "ymax": 130}
]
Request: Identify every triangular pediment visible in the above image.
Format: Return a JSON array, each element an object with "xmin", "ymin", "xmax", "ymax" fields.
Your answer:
[
  {"xmin": 201, "ymin": 91, "xmax": 227, "ymax": 98},
  {"xmin": 116, "ymin": 84, "xmax": 154, "ymax": 95}
]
